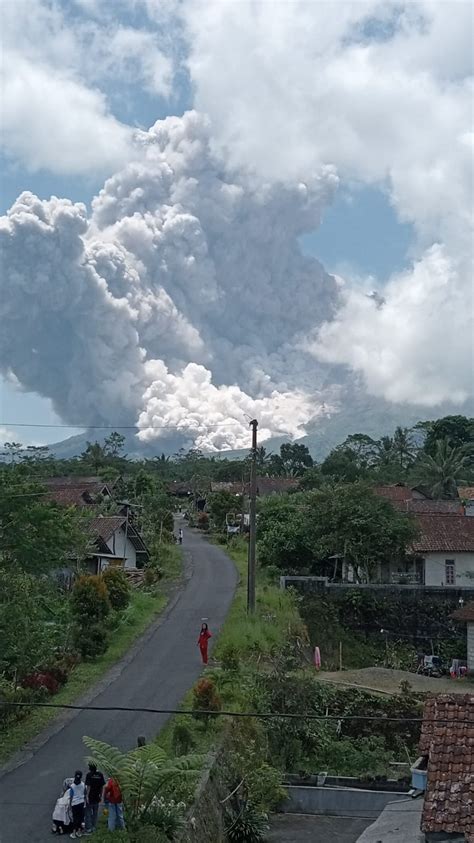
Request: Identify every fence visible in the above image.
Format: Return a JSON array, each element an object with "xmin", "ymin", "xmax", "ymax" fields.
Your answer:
[{"xmin": 280, "ymin": 576, "xmax": 474, "ymax": 603}]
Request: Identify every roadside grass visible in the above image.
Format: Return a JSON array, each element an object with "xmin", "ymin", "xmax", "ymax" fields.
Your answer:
[
  {"xmin": 159, "ymin": 542, "xmax": 183, "ymax": 581},
  {"xmin": 153, "ymin": 536, "xmax": 305, "ymax": 770},
  {"xmin": 214, "ymin": 538, "xmax": 305, "ymax": 659},
  {"xmin": 0, "ymin": 587, "xmax": 169, "ymax": 764}
]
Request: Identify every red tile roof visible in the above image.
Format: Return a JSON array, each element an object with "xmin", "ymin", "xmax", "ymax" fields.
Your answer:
[
  {"xmin": 411, "ymin": 514, "xmax": 474, "ymax": 553},
  {"xmin": 257, "ymin": 477, "xmax": 299, "ymax": 496},
  {"xmin": 452, "ymin": 602, "xmax": 474, "ymax": 622},
  {"xmin": 44, "ymin": 478, "xmax": 111, "ymax": 507},
  {"xmin": 374, "ymin": 484, "xmax": 426, "ymax": 503},
  {"xmin": 407, "ymin": 499, "xmax": 464, "ymax": 515},
  {"xmin": 88, "ymin": 516, "xmax": 126, "ymax": 543},
  {"xmin": 420, "ymin": 695, "xmax": 474, "ymax": 837}
]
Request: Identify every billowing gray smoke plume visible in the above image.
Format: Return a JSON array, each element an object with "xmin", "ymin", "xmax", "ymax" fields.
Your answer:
[{"xmin": 0, "ymin": 111, "xmax": 341, "ymax": 450}]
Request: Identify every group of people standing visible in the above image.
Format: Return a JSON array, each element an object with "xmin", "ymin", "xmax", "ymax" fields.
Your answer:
[{"xmin": 52, "ymin": 763, "xmax": 125, "ymax": 838}]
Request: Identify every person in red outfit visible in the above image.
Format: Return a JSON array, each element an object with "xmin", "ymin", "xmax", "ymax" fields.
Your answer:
[{"xmin": 197, "ymin": 622, "xmax": 212, "ymax": 664}]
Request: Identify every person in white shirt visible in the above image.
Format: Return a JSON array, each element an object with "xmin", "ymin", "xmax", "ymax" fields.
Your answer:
[{"xmin": 69, "ymin": 771, "xmax": 86, "ymax": 839}]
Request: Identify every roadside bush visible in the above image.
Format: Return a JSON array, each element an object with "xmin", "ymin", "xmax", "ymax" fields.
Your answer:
[
  {"xmin": 73, "ymin": 623, "xmax": 108, "ymax": 659},
  {"xmin": 138, "ymin": 796, "xmax": 186, "ymax": 838},
  {"xmin": 171, "ymin": 720, "xmax": 196, "ymax": 756},
  {"xmin": 144, "ymin": 566, "xmax": 163, "ymax": 588},
  {"xmin": 0, "ymin": 679, "xmax": 37, "ymax": 729},
  {"xmin": 225, "ymin": 803, "xmax": 269, "ymax": 843},
  {"xmin": 21, "ymin": 671, "xmax": 60, "ymax": 696},
  {"xmin": 221, "ymin": 644, "xmax": 240, "ymax": 673},
  {"xmin": 71, "ymin": 575, "xmax": 111, "ymax": 625},
  {"xmin": 197, "ymin": 512, "xmax": 209, "ymax": 531},
  {"xmin": 102, "ymin": 568, "xmax": 130, "ymax": 611},
  {"xmin": 245, "ymin": 762, "xmax": 286, "ymax": 812},
  {"xmin": 192, "ymin": 677, "xmax": 221, "ymax": 724}
]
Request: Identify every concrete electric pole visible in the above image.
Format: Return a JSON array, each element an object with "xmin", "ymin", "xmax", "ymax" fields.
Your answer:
[{"xmin": 247, "ymin": 419, "xmax": 258, "ymax": 614}]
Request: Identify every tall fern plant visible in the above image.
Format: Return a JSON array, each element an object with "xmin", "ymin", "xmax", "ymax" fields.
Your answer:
[{"xmin": 83, "ymin": 736, "xmax": 203, "ymax": 821}]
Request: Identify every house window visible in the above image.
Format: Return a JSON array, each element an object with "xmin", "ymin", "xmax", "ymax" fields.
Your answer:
[{"xmin": 445, "ymin": 560, "xmax": 455, "ymax": 585}]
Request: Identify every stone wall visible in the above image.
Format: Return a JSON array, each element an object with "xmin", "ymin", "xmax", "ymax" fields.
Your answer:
[{"xmin": 176, "ymin": 741, "xmax": 230, "ymax": 843}]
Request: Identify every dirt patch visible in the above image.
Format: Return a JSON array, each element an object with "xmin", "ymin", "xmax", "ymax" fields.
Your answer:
[{"xmin": 318, "ymin": 667, "xmax": 474, "ymax": 696}]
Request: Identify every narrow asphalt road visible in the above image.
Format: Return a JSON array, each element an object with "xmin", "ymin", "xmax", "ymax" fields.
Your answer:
[{"xmin": 0, "ymin": 522, "xmax": 238, "ymax": 842}]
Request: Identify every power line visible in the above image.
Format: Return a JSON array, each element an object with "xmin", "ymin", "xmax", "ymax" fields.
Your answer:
[
  {"xmin": 0, "ymin": 701, "xmax": 463, "ymax": 724},
  {"xmin": 1, "ymin": 420, "xmax": 253, "ymax": 431}
]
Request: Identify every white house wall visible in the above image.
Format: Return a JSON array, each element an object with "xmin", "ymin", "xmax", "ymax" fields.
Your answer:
[
  {"xmin": 467, "ymin": 624, "xmax": 474, "ymax": 672},
  {"xmin": 107, "ymin": 529, "xmax": 137, "ymax": 569},
  {"xmin": 423, "ymin": 552, "xmax": 474, "ymax": 587}
]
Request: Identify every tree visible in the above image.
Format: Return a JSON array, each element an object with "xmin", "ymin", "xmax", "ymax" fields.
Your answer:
[
  {"xmin": 414, "ymin": 438, "xmax": 470, "ymax": 498},
  {"xmin": 0, "ymin": 471, "xmax": 91, "ymax": 574},
  {"xmin": 207, "ymin": 490, "xmax": 243, "ymax": 530},
  {"xmin": 269, "ymin": 442, "xmax": 313, "ymax": 477},
  {"xmin": 81, "ymin": 441, "xmax": 106, "ymax": 473},
  {"xmin": 0, "ymin": 569, "xmax": 62, "ymax": 686},
  {"xmin": 83, "ymin": 736, "xmax": 203, "ymax": 820},
  {"xmin": 104, "ymin": 432, "xmax": 126, "ymax": 459},
  {"xmin": 257, "ymin": 484, "xmax": 417, "ymax": 581},
  {"xmin": 321, "ymin": 448, "xmax": 365, "ymax": 482},
  {"xmin": 392, "ymin": 426, "xmax": 416, "ymax": 471},
  {"xmin": 421, "ymin": 415, "xmax": 474, "ymax": 456},
  {"xmin": 257, "ymin": 494, "xmax": 313, "ymax": 572}
]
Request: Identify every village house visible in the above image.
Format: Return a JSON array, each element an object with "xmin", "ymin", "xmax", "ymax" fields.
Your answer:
[
  {"xmin": 43, "ymin": 476, "xmax": 114, "ymax": 507},
  {"xmin": 376, "ymin": 515, "xmax": 474, "ymax": 587},
  {"xmin": 459, "ymin": 487, "xmax": 474, "ymax": 517},
  {"xmin": 375, "ymin": 483, "xmax": 464, "ymax": 515},
  {"xmin": 419, "ymin": 694, "xmax": 474, "ymax": 842},
  {"xmin": 87, "ymin": 515, "xmax": 149, "ymax": 574}
]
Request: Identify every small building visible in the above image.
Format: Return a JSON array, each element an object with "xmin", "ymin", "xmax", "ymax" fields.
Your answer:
[
  {"xmin": 44, "ymin": 476, "xmax": 113, "ymax": 507},
  {"xmin": 87, "ymin": 515, "xmax": 149, "ymax": 574},
  {"xmin": 452, "ymin": 602, "xmax": 474, "ymax": 673},
  {"xmin": 411, "ymin": 515, "xmax": 474, "ymax": 587},
  {"xmin": 257, "ymin": 477, "xmax": 300, "ymax": 496},
  {"xmin": 459, "ymin": 487, "xmax": 474, "ymax": 517},
  {"xmin": 375, "ymin": 483, "xmax": 463, "ymax": 515},
  {"xmin": 419, "ymin": 694, "xmax": 474, "ymax": 841}
]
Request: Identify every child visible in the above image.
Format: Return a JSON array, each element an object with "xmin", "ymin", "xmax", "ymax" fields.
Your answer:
[{"xmin": 51, "ymin": 778, "xmax": 74, "ymax": 835}]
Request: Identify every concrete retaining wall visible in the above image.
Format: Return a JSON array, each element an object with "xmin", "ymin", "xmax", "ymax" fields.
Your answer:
[{"xmin": 281, "ymin": 785, "xmax": 409, "ymax": 819}]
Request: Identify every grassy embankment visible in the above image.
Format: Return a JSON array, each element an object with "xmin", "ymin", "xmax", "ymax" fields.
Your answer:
[
  {"xmin": 155, "ymin": 536, "xmax": 303, "ymax": 760},
  {"xmin": 0, "ymin": 547, "xmax": 182, "ymax": 764}
]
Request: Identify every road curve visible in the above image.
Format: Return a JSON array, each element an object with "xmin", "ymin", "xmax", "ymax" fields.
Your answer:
[{"xmin": 0, "ymin": 522, "xmax": 238, "ymax": 842}]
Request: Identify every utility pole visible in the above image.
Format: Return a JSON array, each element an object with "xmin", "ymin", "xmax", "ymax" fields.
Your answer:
[{"xmin": 247, "ymin": 419, "xmax": 258, "ymax": 614}]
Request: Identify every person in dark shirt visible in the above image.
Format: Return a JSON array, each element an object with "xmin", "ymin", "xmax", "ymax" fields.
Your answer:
[{"xmin": 84, "ymin": 762, "xmax": 105, "ymax": 834}]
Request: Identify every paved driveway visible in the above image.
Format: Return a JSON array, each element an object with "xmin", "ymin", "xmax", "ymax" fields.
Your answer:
[{"xmin": 0, "ymin": 523, "xmax": 237, "ymax": 842}]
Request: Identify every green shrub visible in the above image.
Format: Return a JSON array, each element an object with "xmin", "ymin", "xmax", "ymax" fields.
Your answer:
[
  {"xmin": 192, "ymin": 677, "xmax": 221, "ymax": 723},
  {"xmin": 246, "ymin": 763, "xmax": 286, "ymax": 812},
  {"xmin": 73, "ymin": 623, "xmax": 108, "ymax": 659},
  {"xmin": 226, "ymin": 803, "xmax": 269, "ymax": 842},
  {"xmin": 197, "ymin": 512, "xmax": 210, "ymax": 531},
  {"xmin": 171, "ymin": 720, "xmax": 196, "ymax": 756},
  {"xmin": 139, "ymin": 796, "xmax": 186, "ymax": 838},
  {"xmin": 71, "ymin": 575, "xmax": 110, "ymax": 625},
  {"xmin": 221, "ymin": 644, "xmax": 240, "ymax": 673},
  {"xmin": 0, "ymin": 679, "xmax": 37, "ymax": 729},
  {"xmin": 144, "ymin": 566, "xmax": 162, "ymax": 587},
  {"xmin": 102, "ymin": 567, "xmax": 130, "ymax": 611}
]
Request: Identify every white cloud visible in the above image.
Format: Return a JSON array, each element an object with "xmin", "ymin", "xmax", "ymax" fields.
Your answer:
[
  {"xmin": 178, "ymin": 0, "xmax": 473, "ymax": 406},
  {"xmin": 311, "ymin": 244, "xmax": 473, "ymax": 407},
  {"xmin": 1, "ymin": 0, "xmax": 172, "ymax": 175},
  {"xmin": 1, "ymin": 52, "xmax": 133, "ymax": 175}
]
